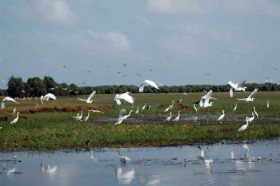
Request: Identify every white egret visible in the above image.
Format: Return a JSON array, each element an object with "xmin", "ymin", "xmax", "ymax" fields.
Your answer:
[
  {"xmin": 10, "ymin": 112, "xmax": 19, "ymax": 124},
  {"xmin": 141, "ymin": 103, "xmax": 147, "ymax": 110},
  {"xmin": 115, "ymin": 109, "xmax": 133, "ymax": 125},
  {"xmin": 228, "ymin": 81, "xmax": 247, "ymax": 92},
  {"xmin": 1, "ymin": 101, "xmax": 5, "ymax": 109},
  {"xmin": 199, "ymin": 90, "xmax": 215, "ymax": 108},
  {"xmin": 233, "ymin": 103, "xmax": 237, "ymax": 111},
  {"xmin": 2, "ymin": 96, "xmax": 19, "ymax": 104},
  {"xmin": 164, "ymin": 100, "xmax": 174, "ymax": 112},
  {"xmin": 12, "ymin": 107, "xmax": 16, "ymax": 114},
  {"xmin": 114, "ymin": 92, "xmax": 135, "ymax": 105},
  {"xmin": 193, "ymin": 104, "xmax": 198, "ymax": 112},
  {"xmin": 217, "ymin": 110, "xmax": 225, "ymax": 122},
  {"xmin": 113, "ymin": 166, "xmax": 135, "ymax": 185},
  {"xmin": 229, "ymin": 88, "xmax": 234, "ymax": 97},
  {"xmin": 253, "ymin": 107, "xmax": 259, "ymax": 118},
  {"xmin": 43, "ymin": 93, "xmax": 56, "ymax": 100},
  {"xmin": 73, "ymin": 110, "xmax": 83, "ymax": 121},
  {"xmin": 238, "ymin": 120, "xmax": 249, "ymax": 132},
  {"xmin": 135, "ymin": 105, "xmax": 139, "ymax": 114},
  {"xmin": 88, "ymin": 109, "xmax": 104, "ymax": 113},
  {"xmin": 173, "ymin": 111, "xmax": 181, "ymax": 121},
  {"xmin": 164, "ymin": 112, "xmax": 172, "ymax": 121},
  {"xmin": 84, "ymin": 112, "xmax": 90, "ymax": 121},
  {"xmin": 267, "ymin": 100, "xmax": 270, "ymax": 108},
  {"xmin": 139, "ymin": 79, "xmax": 159, "ymax": 92},
  {"xmin": 237, "ymin": 88, "xmax": 258, "ymax": 102},
  {"xmin": 77, "ymin": 90, "xmax": 96, "ymax": 104},
  {"xmin": 119, "ymin": 155, "xmax": 131, "ymax": 164},
  {"xmin": 246, "ymin": 112, "xmax": 255, "ymax": 123}
]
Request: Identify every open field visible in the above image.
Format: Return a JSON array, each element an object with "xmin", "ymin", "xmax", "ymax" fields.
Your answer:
[{"xmin": 0, "ymin": 91, "xmax": 280, "ymax": 150}]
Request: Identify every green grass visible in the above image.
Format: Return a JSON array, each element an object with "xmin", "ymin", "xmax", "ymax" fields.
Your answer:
[{"xmin": 0, "ymin": 91, "xmax": 280, "ymax": 151}]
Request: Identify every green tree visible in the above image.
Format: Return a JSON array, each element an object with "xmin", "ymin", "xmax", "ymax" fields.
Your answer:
[
  {"xmin": 7, "ymin": 76, "xmax": 25, "ymax": 97},
  {"xmin": 26, "ymin": 77, "xmax": 46, "ymax": 97}
]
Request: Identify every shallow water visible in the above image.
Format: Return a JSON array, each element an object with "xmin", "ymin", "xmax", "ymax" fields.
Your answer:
[{"xmin": 1, "ymin": 139, "xmax": 280, "ymax": 186}]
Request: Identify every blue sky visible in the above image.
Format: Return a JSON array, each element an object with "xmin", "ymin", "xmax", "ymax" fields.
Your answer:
[{"xmin": 0, "ymin": 0, "xmax": 279, "ymax": 89}]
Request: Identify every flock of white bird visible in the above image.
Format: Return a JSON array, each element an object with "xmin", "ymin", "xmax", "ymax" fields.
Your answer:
[{"xmin": 1, "ymin": 79, "xmax": 269, "ymax": 132}]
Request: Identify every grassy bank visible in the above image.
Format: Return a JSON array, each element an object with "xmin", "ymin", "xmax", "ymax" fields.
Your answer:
[{"xmin": 0, "ymin": 92, "xmax": 280, "ymax": 151}]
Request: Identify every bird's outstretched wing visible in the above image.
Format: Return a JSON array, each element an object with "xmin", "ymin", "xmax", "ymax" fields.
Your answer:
[
  {"xmin": 77, "ymin": 98, "xmax": 87, "ymax": 102},
  {"xmin": 248, "ymin": 88, "xmax": 258, "ymax": 98},
  {"xmin": 87, "ymin": 90, "xmax": 96, "ymax": 102}
]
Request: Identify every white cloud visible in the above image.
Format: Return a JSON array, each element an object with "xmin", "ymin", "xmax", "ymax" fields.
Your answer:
[
  {"xmin": 13, "ymin": 0, "xmax": 76, "ymax": 25},
  {"xmin": 103, "ymin": 32, "xmax": 131, "ymax": 52},
  {"xmin": 146, "ymin": 0, "xmax": 280, "ymax": 17},
  {"xmin": 146, "ymin": 0, "xmax": 205, "ymax": 15}
]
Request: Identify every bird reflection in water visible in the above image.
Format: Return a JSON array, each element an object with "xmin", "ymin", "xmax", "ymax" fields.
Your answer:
[{"xmin": 41, "ymin": 163, "xmax": 58, "ymax": 175}]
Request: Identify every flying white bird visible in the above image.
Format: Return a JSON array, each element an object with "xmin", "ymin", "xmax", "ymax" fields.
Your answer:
[
  {"xmin": 217, "ymin": 110, "xmax": 225, "ymax": 121},
  {"xmin": 10, "ymin": 112, "xmax": 20, "ymax": 124},
  {"xmin": 199, "ymin": 90, "xmax": 215, "ymax": 108},
  {"xmin": 238, "ymin": 120, "xmax": 249, "ymax": 132},
  {"xmin": 43, "ymin": 93, "xmax": 56, "ymax": 101},
  {"xmin": 114, "ymin": 92, "xmax": 135, "ymax": 105},
  {"xmin": 77, "ymin": 90, "xmax": 96, "ymax": 104},
  {"xmin": 173, "ymin": 111, "xmax": 181, "ymax": 121},
  {"xmin": 237, "ymin": 88, "xmax": 258, "ymax": 102},
  {"xmin": 115, "ymin": 109, "xmax": 133, "ymax": 125},
  {"xmin": 228, "ymin": 81, "xmax": 247, "ymax": 92},
  {"xmin": 41, "ymin": 163, "xmax": 58, "ymax": 175},
  {"xmin": 2, "ymin": 96, "xmax": 19, "ymax": 104},
  {"xmin": 88, "ymin": 109, "xmax": 104, "ymax": 113},
  {"xmin": 139, "ymin": 80, "xmax": 159, "ymax": 93}
]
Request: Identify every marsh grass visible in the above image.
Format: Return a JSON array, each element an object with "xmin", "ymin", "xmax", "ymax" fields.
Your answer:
[{"xmin": 0, "ymin": 91, "xmax": 280, "ymax": 150}]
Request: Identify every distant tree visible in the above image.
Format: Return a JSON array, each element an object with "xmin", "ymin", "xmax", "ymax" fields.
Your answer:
[
  {"xmin": 69, "ymin": 83, "xmax": 79, "ymax": 96},
  {"xmin": 43, "ymin": 76, "xmax": 58, "ymax": 92},
  {"xmin": 7, "ymin": 76, "xmax": 25, "ymax": 97},
  {"xmin": 26, "ymin": 77, "xmax": 46, "ymax": 97}
]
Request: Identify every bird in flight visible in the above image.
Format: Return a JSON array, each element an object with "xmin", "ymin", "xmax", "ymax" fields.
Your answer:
[
  {"xmin": 114, "ymin": 92, "xmax": 135, "ymax": 105},
  {"xmin": 77, "ymin": 90, "xmax": 96, "ymax": 104},
  {"xmin": 237, "ymin": 88, "xmax": 258, "ymax": 102},
  {"xmin": 139, "ymin": 80, "xmax": 159, "ymax": 93}
]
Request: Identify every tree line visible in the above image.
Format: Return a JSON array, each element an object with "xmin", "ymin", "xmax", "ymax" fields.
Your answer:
[{"xmin": 0, "ymin": 76, "xmax": 279, "ymax": 98}]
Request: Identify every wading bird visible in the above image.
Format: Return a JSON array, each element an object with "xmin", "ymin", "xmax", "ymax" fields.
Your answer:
[
  {"xmin": 73, "ymin": 110, "xmax": 83, "ymax": 121},
  {"xmin": 237, "ymin": 88, "xmax": 258, "ymax": 102},
  {"xmin": 267, "ymin": 100, "xmax": 270, "ymax": 108},
  {"xmin": 233, "ymin": 103, "xmax": 237, "ymax": 111},
  {"xmin": 246, "ymin": 112, "xmax": 255, "ymax": 123},
  {"xmin": 139, "ymin": 80, "xmax": 159, "ymax": 93},
  {"xmin": 115, "ymin": 109, "xmax": 133, "ymax": 125},
  {"xmin": 164, "ymin": 112, "xmax": 172, "ymax": 121},
  {"xmin": 238, "ymin": 120, "xmax": 249, "ymax": 132},
  {"xmin": 173, "ymin": 111, "xmax": 181, "ymax": 121},
  {"xmin": 253, "ymin": 107, "xmax": 259, "ymax": 118},
  {"xmin": 114, "ymin": 92, "xmax": 135, "ymax": 105},
  {"xmin": 10, "ymin": 112, "xmax": 19, "ymax": 124},
  {"xmin": 77, "ymin": 90, "xmax": 96, "ymax": 104},
  {"xmin": 199, "ymin": 90, "xmax": 216, "ymax": 108},
  {"xmin": 217, "ymin": 110, "xmax": 225, "ymax": 122}
]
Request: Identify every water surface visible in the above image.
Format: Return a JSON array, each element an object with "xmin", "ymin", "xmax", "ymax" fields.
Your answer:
[{"xmin": 1, "ymin": 139, "xmax": 280, "ymax": 186}]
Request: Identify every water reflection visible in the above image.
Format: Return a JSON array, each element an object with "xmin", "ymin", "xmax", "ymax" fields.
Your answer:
[{"xmin": 1, "ymin": 140, "xmax": 280, "ymax": 185}]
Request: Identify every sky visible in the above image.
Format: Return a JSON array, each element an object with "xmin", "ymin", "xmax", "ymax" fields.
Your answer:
[{"xmin": 0, "ymin": 0, "xmax": 280, "ymax": 89}]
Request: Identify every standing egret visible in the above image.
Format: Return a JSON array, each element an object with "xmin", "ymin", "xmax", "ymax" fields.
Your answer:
[
  {"xmin": 1, "ymin": 101, "xmax": 5, "ymax": 109},
  {"xmin": 141, "ymin": 103, "xmax": 147, "ymax": 110},
  {"xmin": 73, "ymin": 110, "xmax": 83, "ymax": 121},
  {"xmin": 77, "ymin": 90, "xmax": 96, "ymax": 104},
  {"xmin": 229, "ymin": 88, "xmax": 234, "ymax": 97},
  {"xmin": 114, "ymin": 92, "xmax": 135, "ymax": 105},
  {"xmin": 115, "ymin": 109, "xmax": 133, "ymax": 125},
  {"xmin": 164, "ymin": 112, "xmax": 172, "ymax": 122},
  {"xmin": 253, "ymin": 107, "xmax": 259, "ymax": 118},
  {"xmin": 238, "ymin": 120, "xmax": 249, "ymax": 132},
  {"xmin": 217, "ymin": 110, "xmax": 225, "ymax": 122},
  {"xmin": 237, "ymin": 88, "xmax": 258, "ymax": 102},
  {"xmin": 267, "ymin": 100, "xmax": 270, "ymax": 108},
  {"xmin": 233, "ymin": 103, "xmax": 237, "ymax": 111},
  {"xmin": 193, "ymin": 104, "xmax": 198, "ymax": 112},
  {"xmin": 12, "ymin": 107, "xmax": 16, "ymax": 114},
  {"xmin": 173, "ymin": 111, "xmax": 181, "ymax": 121},
  {"xmin": 139, "ymin": 80, "xmax": 159, "ymax": 93},
  {"xmin": 10, "ymin": 112, "xmax": 20, "ymax": 124},
  {"xmin": 84, "ymin": 112, "xmax": 90, "ymax": 121},
  {"xmin": 246, "ymin": 112, "xmax": 255, "ymax": 123},
  {"xmin": 135, "ymin": 105, "xmax": 139, "ymax": 114}
]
